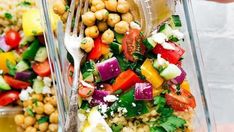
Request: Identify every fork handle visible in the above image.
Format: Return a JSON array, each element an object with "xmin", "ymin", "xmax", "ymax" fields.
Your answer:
[{"xmin": 64, "ymin": 59, "xmax": 81, "ymax": 132}]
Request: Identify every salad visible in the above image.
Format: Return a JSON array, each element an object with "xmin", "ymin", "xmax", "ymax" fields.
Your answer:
[{"xmin": 64, "ymin": 0, "xmax": 196, "ymax": 132}]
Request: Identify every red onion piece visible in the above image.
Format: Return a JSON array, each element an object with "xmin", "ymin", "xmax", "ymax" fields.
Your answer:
[
  {"xmin": 15, "ymin": 71, "xmax": 33, "ymax": 81},
  {"xmin": 96, "ymin": 57, "xmax": 121, "ymax": 81},
  {"xmin": 134, "ymin": 83, "xmax": 153, "ymax": 100},
  {"xmin": 0, "ymin": 36, "xmax": 11, "ymax": 52},
  {"xmin": 171, "ymin": 67, "xmax": 186, "ymax": 84},
  {"xmin": 90, "ymin": 90, "xmax": 109, "ymax": 106}
]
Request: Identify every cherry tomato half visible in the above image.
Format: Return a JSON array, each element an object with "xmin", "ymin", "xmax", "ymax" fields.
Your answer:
[
  {"xmin": 5, "ymin": 30, "xmax": 21, "ymax": 48},
  {"xmin": 32, "ymin": 60, "xmax": 51, "ymax": 77},
  {"xmin": 4, "ymin": 75, "xmax": 30, "ymax": 89},
  {"xmin": 0, "ymin": 91, "xmax": 19, "ymax": 106},
  {"xmin": 78, "ymin": 82, "xmax": 95, "ymax": 98},
  {"xmin": 67, "ymin": 64, "xmax": 74, "ymax": 86},
  {"xmin": 165, "ymin": 88, "xmax": 196, "ymax": 111}
]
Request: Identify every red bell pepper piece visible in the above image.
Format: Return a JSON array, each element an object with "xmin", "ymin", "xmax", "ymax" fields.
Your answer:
[{"xmin": 4, "ymin": 75, "xmax": 30, "ymax": 89}]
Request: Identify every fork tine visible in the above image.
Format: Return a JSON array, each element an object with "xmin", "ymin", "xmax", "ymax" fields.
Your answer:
[
  {"xmin": 65, "ymin": 0, "xmax": 76, "ymax": 34},
  {"xmin": 79, "ymin": 0, "xmax": 89, "ymax": 37},
  {"xmin": 73, "ymin": 0, "xmax": 83, "ymax": 36}
]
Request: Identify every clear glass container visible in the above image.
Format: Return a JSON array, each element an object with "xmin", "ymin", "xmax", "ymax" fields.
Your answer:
[{"xmin": 39, "ymin": 0, "xmax": 216, "ymax": 131}]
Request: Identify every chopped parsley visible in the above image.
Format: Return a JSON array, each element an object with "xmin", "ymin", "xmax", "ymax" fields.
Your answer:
[
  {"xmin": 4, "ymin": 12, "xmax": 12, "ymax": 20},
  {"xmin": 38, "ymin": 116, "xmax": 49, "ymax": 124},
  {"xmin": 65, "ymin": 5, "xmax": 70, "ymax": 12},
  {"xmin": 18, "ymin": 1, "xmax": 31, "ymax": 6},
  {"xmin": 111, "ymin": 123, "xmax": 123, "ymax": 132},
  {"xmin": 26, "ymin": 108, "xmax": 35, "ymax": 117}
]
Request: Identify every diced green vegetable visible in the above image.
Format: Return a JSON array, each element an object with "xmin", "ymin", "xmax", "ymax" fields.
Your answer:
[
  {"xmin": 34, "ymin": 47, "xmax": 48, "ymax": 62},
  {"xmin": 158, "ymin": 24, "xmax": 173, "ymax": 38},
  {"xmin": 19, "ymin": 36, "xmax": 35, "ymax": 47},
  {"xmin": 0, "ymin": 76, "xmax": 11, "ymax": 90},
  {"xmin": 108, "ymin": 89, "xmax": 149, "ymax": 117},
  {"xmin": 170, "ymin": 15, "xmax": 182, "ymax": 28},
  {"xmin": 16, "ymin": 60, "xmax": 30, "ymax": 72},
  {"xmin": 143, "ymin": 37, "xmax": 156, "ymax": 50},
  {"xmin": 82, "ymin": 71, "xmax": 94, "ymax": 82},
  {"xmin": 33, "ymin": 78, "xmax": 44, "ymax": 93},
  {"xmin": 115, "ymin": 32, "xmax": 124, "ymax": 44},
  {"xmin": 22, "ymin": 39, "xmax": 40, "ymax": 60},
  {"xmin": 160, "ymin": 64, "xmax": 181, "ymax": 80},
  {"xmin": 110, "ymin": 42, "xmax": 122, "ymax": 54},
  {"xmin": 6, "ymin": 59, "xmax": 16, "ymax": 76}
]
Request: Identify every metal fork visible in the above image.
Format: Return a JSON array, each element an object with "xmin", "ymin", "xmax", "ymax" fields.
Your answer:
[{"xmin": 64, "ymin": 0, "xmax": 88, "ymax": 131}]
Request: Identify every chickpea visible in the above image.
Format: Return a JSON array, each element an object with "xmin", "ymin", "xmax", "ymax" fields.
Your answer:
[
  {"xmin": 107, "ymin": 13, "xmax": 120, "ymax": 27},
  {"xmin": 97, "ymin": 22, "xmax": 108, "ymax": 32},
  {"xmin": 49, "ymin": 124, "xmax": 58, "ymax": 132},
  {"xmin": 39, "ymin": 122, "xmax": 49, "ymax": 132},
  {"xmin": 16, "ymin": 126, "xmax": 24, "ymax": 132},
  {"xmin": 117, "ymin": 0, "xmax": 130, "ymax": 13},
  {"xmin": 43, "ymin": 96, "xmax": 50, "ymax": 104},
  {"xmin": 62, "ymin": 11, "xmax": 68, "ymax": 22},
  {"xmin": 95, "ymin": 9, "xmax": 109, "ymax": 21},
  {"xmin": 80, "ymin": 37, "xmax": 94, "ymax": 53},
  {"xmin": 85, "ymin": 26, "xmax": 99, "ymax": 38},
  {"xmin": 82, "ymin": 11, "xmax": 96, "ymax": 27},
  {"xmin": 91, "ymin": 0, "xmax": 105, "ymax": 12},
  {"xmin": 36, "ymin": 114, "xmax": 44, "ymax": 120},
  {"xmin": 23, "ymin": 99, "xmax": 32, "ymax": 107},
  {"xmin": 44, "ymin": 103, "xmax": 55, "ymax": 115},
  {"xmin": 121, "ymin": 12, "xmax": 133, "ymax": 23},
  {"xmin": 33, "ymin": 101, "xmax": 44, "ymax": 114},
  {"xmin": 105, "ymin": 0, "xmax": 117, "ymax": 12},
  {"xmin": 114, "ymin": 21, "xmax": 129, "ymax": 34},
  {"xmin": 24, "ymin": 116, "xmax": 36, "ymax": 127},
  {"xmin": 53, "ymin": 1, "xmax": 66, "ymax": 15},
  {"xmin": 25, "ymin": 126, "xmax": 37, "ymax": 132},
  {"xmin": 49, "ymin": 111, "xmax": 58, "ymax": 123},
  {"xmin": 15, "ymin": 114, "xmax": 24, "ymax": 125},
  {"xmin": 49, "ymin": 96, "xmax": 57, "ymax": 107},
  {"xmin": 32, "ymin": 93, "xmax": 43, "ymax": 101},
  {"xmin": 34, "ymin": 122, "xmax": 39, "ymax": 129},
  {"xmin": 102, "ymin": 29, "xmax": 114, "ymax": 44}
]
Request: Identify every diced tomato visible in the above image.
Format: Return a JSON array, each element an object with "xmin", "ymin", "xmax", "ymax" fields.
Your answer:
[
  {"xmin": 103, "ymin": 83, "xmax": 114, "ymax": 93},
  {"xmin": 153, "ymin": 42, "xmax": 185, "ymax": 64},
  {"xmin": 112, "ymin": 69, "xmax": 142, "ymax": 92},
  {"xmin": 122, "ymin": 29, "xmax": 145, "ymax": 62},
  {"xmin": 78, "ymin": 82, "xmax": 95, "ymax": 98},
  {"xmin": 32, "ymin": 60, "xmax": 51, "ymax": 77},
  {"xmin": 165, "ymin": 87, "xmax": 196, "ymax": 111},
  {"xmin": 68, "ymin": 64, "xmax": 74, "ymax": 86},
  {"xmin": 5, "ymin": 30, "xmax": 21, "ymax": 48},
  {"xmin": 4, "ymin": 75, "xmax": 30, "ymax": 89},
  {"xmin": 0, "ymin": 91, "xmax": 19, "ymax": 106},
  {"xmin": 87, "ymin": 35, "xmax": 109, "ymax": 60}
]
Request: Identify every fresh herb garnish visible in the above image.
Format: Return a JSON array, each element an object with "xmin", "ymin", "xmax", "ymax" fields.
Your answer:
[
  {"xmin": 65, "ymin": 5, "xmax": 70, "ymax": 12},
  {"xmin": 38, "ymin": 116, "xmax": 49, "ymax": 124},
  {"xmin": 6, "ymin": 59, "xmax": 16, "ymax": 76},
  {"xmin": 169, "ymin": 36, "xmax": 179, "ymax": 42},
  {"xmin": 80, "ymin": 100, "xmax": 90, "ymax": 110},
  {"xmin": 26, "ymin": 108, "xmax": 35, "ymax": 117},
  {"xmin": 4, "ymin": 12, "xmax": 12, "ymax": 20},
  {"xmin": 18, "ymin": 1, "xmax": 31, "ymax": 6},
  {"xmin": 111, "ymin": 123, "xmax": 123, "ymax": 132},
  {"xmin": 32, "ymin": 98, "xmax": 38, "ymax": 107}
]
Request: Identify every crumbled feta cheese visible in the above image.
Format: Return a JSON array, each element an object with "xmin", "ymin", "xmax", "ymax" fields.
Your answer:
[
  {"xmin": 110, "ymin": 111, "xmax": 114, "ymax": 117},
  {"xmin": 26, "ymin": 86, "xmax": 33, "ymax": 94},
  {"xmin": 0, "ymin": 70, "xmax": 3, "ymax": 75},
  {"xmin": 130, "ymin": 21, "xmax": 141, "ymax": 30},
  {"xmin": 132, "ymin": 103, "xmax": 136, "ymax": 107},
  {"xmin": 43, "ymin": 77, "xmax": 52, "ymax": 87},
  {"xmin": 19, "ymin": 90, "xmax": 30, "ymax": 101},
  {"xmin": 161, "ymin": 42, "xmax": 175, "ymax": 50},
  {"xmin": 42, "ymin": 86, "xmax": 51, "ymax": 94},
  {"xmin": 80, "ymin": 80, "xmax": 94, "ymax": 88},
  {"xmin": 104, "ymin": 95, "xmax": 118, "ymax": 102},
  {"xmin": 155, "ymin": 54, "xmax": 169, "ymax": 69},
  {"xmin": 86, "ymin": 108, "xmax": 91, "ymax": 113},
  {"xmin": 78, "ymin": 113, "xmax": 87, "ymax": 122},
  {"xmin": 117, "ymin": 107, "xmax": 128, "ymax": 116},
  {"xmin": 152, "ymin": 33, "xmax": 168, "ymax": 44},
  {"xmin": 37, "ymin": 76, "xmax": 42, "ymax": 80},
  {"xmin": 172, "ymin": 30, "xmax": 184, "ymax": 40},
  {"xmin": 86, "ymin": 96, "xmax": 93, "ymax": 103},
  {"xmin": 99, "ymin": 104, "xmax": 108, "ymax": 114}
]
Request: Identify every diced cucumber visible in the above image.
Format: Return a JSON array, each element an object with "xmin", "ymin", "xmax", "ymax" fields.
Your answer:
[
  {"xmin": 170, "ymin": 15, "xmax": 182, "ymax": 28},
  {"xmin": 82, "ymin": 71, "xmax": 94, "ymax": 82},
  {"xmin": 110, "ymin": 42, "xmax": 122, "ymax": 54},
  {"xmin": 19, "ymin": 36, "xmax": 35, "ymax": 47},
  {"xmin": 0, "ymin": 76, "xmax": 11, "ymax": 90},
  {"xmin": 34, "ymin": 47, "xmax": 48, "ymax": 62},
  {"xmin": 143, "ymin": 37, "xmax": 156, "ymax": 50},
  {"xmin": 22, "ymin": 39, "xmax": 40, "ymax": 60},
  {"xmin": 115, "ymin": 32, "xmax": 124, "ymax": 44},
  {"xmin": 33, "ymin": 78, "xmax": 44, "ymax": 93},
  {"xmin": 16, "ymin": 60, "xmax": 30, "ymax": 72},
  {"xmin": 158, "ymin": 24, "xmax": 173, "ymax": 38},
  {"xmin": 160, "ymin": 64, "xmax": 181, "ymax": 80}
]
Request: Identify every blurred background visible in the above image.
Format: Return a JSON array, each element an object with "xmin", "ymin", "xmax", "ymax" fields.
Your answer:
[{"xmin": 192, "ymin": 0, "xmax": 234, "ymax": 131}]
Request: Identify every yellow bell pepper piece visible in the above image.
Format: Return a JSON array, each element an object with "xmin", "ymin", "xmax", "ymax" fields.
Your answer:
[
  {"xmin": 141, "ymin": 59, "xmax": 164, "ymax": 89},
  {"xmin": 180, "ymin": 80, "xmax": 190, "ymax": 92},
  {"xmin": 0, "ymin": 52, "xmax": 17, "ymax": 73},
  {"xmin": 22, "ymin": 9, "xmax": 60, "ymax": 36}
]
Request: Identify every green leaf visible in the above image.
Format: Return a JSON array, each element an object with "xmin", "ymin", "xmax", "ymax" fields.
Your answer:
[
  {"xmin": 80, "ymin": 101, "xmax": 90, "ymax": 110},
  {"xmin": 153, "ymin": 96, "xmax": 166, "ymax": 106},
  {"xmin": 4, "ymin": 12, "xmax": 12, "ymax": 20},
  {"xmin": 167, "ymin": 116, "xmax": 186, "ymax": 128},
  {"xmin": 6, "ymin": 59, "xmax": 16, "ymax": 76},
  {"xmin": 18, "ymin": 1, "xmax": 31, "ymax": 6},
  {"xmin": 32, "ymin": 98, "xmax": 38, "ymax": 107},
  {"xmin": 150, "ymin": 127, "xmax": 166, "ymax": 132},
  {"xmin": 38, "ymin": 116, "xmax": 49, "ymax": 124},
  {"xmin": 26, "ymin": 108, "xmax": 34, "ymax": 117},
  {"xmin": 160, "ymin": 121, "xmax": 176, "ymax": 132}
]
